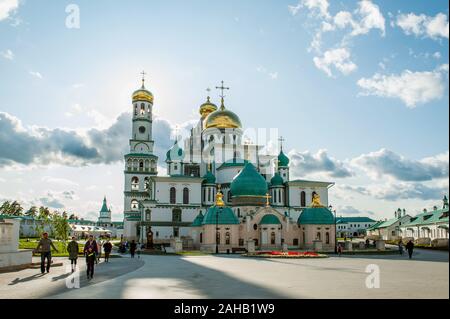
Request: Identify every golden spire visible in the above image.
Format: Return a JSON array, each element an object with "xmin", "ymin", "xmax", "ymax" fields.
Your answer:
[
  {"xmin": 265, "ymin": 193, "xmax": 272, "ymax": 207},
  {"xmin": 215, "ymin": 184, "xmax": 225, "ymax": 207}
]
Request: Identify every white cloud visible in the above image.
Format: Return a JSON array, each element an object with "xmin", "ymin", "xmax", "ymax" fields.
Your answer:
[
  {"xmin": 0, "ymin": 0, "xmax": 19, "ymax": 21},
  {"xmin": 351, "ymin": 0, "xmax": 385, "ymax": 37},
  {"xmin": 396, "ymin": 12, "xmax": 449, "ymax": 40},
  {"xmin": 29, "ymin": 71, "xmax": 43, "ymax": 79},
  {"xmin": 351, "ymin": 149, "xmax": 449, "ymax": 182},
  {"xmin": 289, "ymin": 0, "xmax": 330, "ymax": 19},
  {"xmin": 288, "ymin": 148, "xmax": 353, "ymax": 179},
  {"xmin": 433, "ymin": 52, "xmax": 441, "ymax": 59},
  {"xmin": 357, "ymin": 64, "xmax": 449, "ymax": 107},
  {"xmin": 0, "ymin": 49, "xmax": 14, "ymax": 60},
  {"xmin": 256, "ymin": 66, "xmax": 279, "ymax": 80},
  {"xmin": 41, "ymin": 176, "xmax": 79, "ymax": 187},
  {"xmin": 313, "ymin": 47, "xmax": 357, "ymax": 77}
]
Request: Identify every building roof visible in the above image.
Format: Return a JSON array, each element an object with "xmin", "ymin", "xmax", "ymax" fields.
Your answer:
[
  {"xmin": 217, "ymin": 158, "xmax": 248, "ymax": 170},
  {"xmin": 166, "ymin": 140, "xmax": 185, "ymax": 162},
  {"xmin": 202, "ymin": 206, "xmax": 239, "ymax": 225},
  {"xmin": 270, "ymin": 173, "xmax": 284, "ymax": 187},
  {"xmin": 298, "ymin": 207, "xmax": 334, "ymax": 225},
  {"xmin": 260, "ymin": 214, "xmax": 281, "ymax": 225},
  {"xmin": 402, "ymin": 208, "xmax": 449, "ymax": 228},
  {"xmin": 191, "ymin": 212, "xmax": 204, "ymax": 227},
  {"xmin": 202, "ymin": 171, "xmax": 216, "ymax": 184},
  {"xmin": 230, "ymin": 162, "xmax": 268, "ymax": 197},
  {"xmin": 278, "ymin": 150, "xmax": 289, "ymax": 167},
  {"xmin": 336, "ymin": 217, "xmax": 376, "ymax": 224}
]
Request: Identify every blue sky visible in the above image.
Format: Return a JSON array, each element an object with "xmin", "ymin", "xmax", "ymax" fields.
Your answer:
[{"xmin": 0, "ymin": 0, "xmax": 448, "ymax": 221}]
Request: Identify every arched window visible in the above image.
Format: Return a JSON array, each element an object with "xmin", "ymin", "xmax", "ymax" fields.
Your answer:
[
  {"xmin": 200, "ymin": 232, "xmax": 203, "ymax": 243},
  {"xmin": 131, "ymin": 199, "xmax": 139, "ymax": 211},
  {"xmin": 140, "ymin": 103, "xmax": 145, "ymax": 115},
  {"xmin": 216, "ymin": 231, "xmax": 220, "ymax": 245},
  {"xmin": 134, "ymin": 104, "xmax": 138, "ymax": 116},
  {"xmin": 139, "ymin": 160, "xmax": 144, "ymax": 171},
  {"xmin": 317, "ymin": 232, "xmax": 321, "ymax": 241},
  {"xmin": 227, "ymin": 190, "xmax": 232, "ymax": 202},
  {"xmin": 301, "ymin": 191, "xmax": 306, "ymax": 207},
  {"xmin": 145, "ymin": 209, "xmax": 151, "ymax": 221},
  {"xmin": 172, "ymin": 208, "xmax": 181, "ymax": 222},
  {"xmin": 203, "ymin": 188, "xmax": 206, "ymax": 202},
  {"xmin": 302, "ymin": 232, "xmax": 306, "ymax": 243},
  {"xmin": 127, "ymin": 159, "xmax": 132, "ymax": 170},
  {"xmin": 183, "ymin": 187, "xmax": 189, "ymax": 204},
  {"xmin": 270, "ymin": 232, "xmax": 276, "ymax": 245},
  {"xmin": 237, "ymin": 208, "xmax": 241, "ymax": 217},
  {"xmin": 170, "ymin": 187, "xmax": 176, "ymax": 204},
  {"xmin": 278, "ymin": 189, "xmax": 282, "ymax": 203},
  {"xmin": 208, "ymin": 188, "xmax": 211, "ymax": 202},
  {"xmin": 326, "ymin": 232, "xmax": 330, "ymax": 244},
  {"xmin": 131, "ymin": 177, "xmax": 139, "ymax": 191},
  {"xmin": 273, "ymin": 190, "xmax": 277, "ymax": 203},
  {"xmin": 225, "ymin": 232, "xmax": 231, "ymax": 245}
]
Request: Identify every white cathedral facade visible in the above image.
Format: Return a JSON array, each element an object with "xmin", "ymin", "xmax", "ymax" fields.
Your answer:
[{"xmin": 123, "ymin": 78, "xmax": 336, "ymax": 251}]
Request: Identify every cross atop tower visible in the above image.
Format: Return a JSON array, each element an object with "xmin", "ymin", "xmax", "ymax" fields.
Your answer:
[
  {"xmin": 278, "ymin": 136, "xmax": 285, "ymax": 151},
  {"xmin": 140, "ymin": 70, "xmax": 147, "ymax": 88},
  {"xmin": 215, "ymin": 80, "xmax": 230, "ymax": 108}
]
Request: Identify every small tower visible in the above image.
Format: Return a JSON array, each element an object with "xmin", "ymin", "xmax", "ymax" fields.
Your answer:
[
  {"xmin": 202, "ymin": 170, "xmax": 217, "ymax": 206},
  {"xmin": 166, "ymin": 139, "xmax": 185, "ymax": 176},
  {"xmin": 98, "ymin": 196, "xmax": 112, "ymax": 224},
  {"xmin": 443, "ymin": 195, "xmax": 449, "ymax": 209},
  {"xmin": 277, "ymin": 136, "xmax": 290, "ymax": 182}
]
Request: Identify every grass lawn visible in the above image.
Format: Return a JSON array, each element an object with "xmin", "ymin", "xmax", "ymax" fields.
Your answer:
[{"xmin": 20, "ymin": 239, "xmax": 84, "ymax": 257}]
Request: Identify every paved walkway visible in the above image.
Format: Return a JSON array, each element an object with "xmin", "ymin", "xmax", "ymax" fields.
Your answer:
[
  {"xmin": 0, "ymin": 249, "xmax": 447, "ymax": 299},
  {"xmin": 0, "ymin": 255, "xmax": 144, "ymax": 299}
]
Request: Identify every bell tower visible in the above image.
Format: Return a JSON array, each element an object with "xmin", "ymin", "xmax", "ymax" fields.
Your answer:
[{"xmin": 123, "ymin": 72, "xmax": 159, "ymax": 241}]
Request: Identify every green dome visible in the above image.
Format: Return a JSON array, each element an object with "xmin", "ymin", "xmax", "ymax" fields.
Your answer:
[
  {"xmin": 166, "ymin": 140, "xmax": 185, "ymax": 162},
  {"xmin": 202, "ymin": 171, "xmax": 216, "ymax": 184},
  {"xmin": 191, "ymin": 212, "xmax": 204, "ymax": 227},
  {"xmin": 230, "ymin": 162, "xmax": 268, "ymax": 197},
  {"xmin": 278, "ymin": 150, "xmax": 289, "ymax": 167},
  {"xmin": 270, "ymin": 173, "xmax": 284, "ymax": 186},
  {"xmin": 202, "ymin": 206, "xmax": 239, "ymax": 225},
  {"xmin": 297, "ymin": 207, "xmax": 334, "ymax": 225},
  {"xmin": 260, "ymin": 214, "xmax": 281, "ymax": 225}
]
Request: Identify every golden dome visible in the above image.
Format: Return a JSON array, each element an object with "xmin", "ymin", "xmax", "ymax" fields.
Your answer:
[
  {"xmin": 204, "ymin": 102, "xmax": 242, "ymax": 129},
  {"xmin": 199, "ymin": 96, "xmax": 218, "ymax": 118},
  {"xmin": 132, "ymin": 84, "xmax": 153, "ymax": 104}
]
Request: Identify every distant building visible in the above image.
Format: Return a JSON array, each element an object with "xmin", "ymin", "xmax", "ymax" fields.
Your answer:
[
  {"xmin": 335, "ymin": 217, "xmax": 377, "ymax": 237},
  {"xmin": 399, "ymin": 196, "xmax": 449, "ymax": 244},
  {"xmin": 367, "ymin": 208, "xmax": 413, "ymax": 241}
]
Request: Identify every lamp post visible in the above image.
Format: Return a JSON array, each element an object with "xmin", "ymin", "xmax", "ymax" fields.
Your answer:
[
  {"xmin": 216, "ymin": 206, "xmax": 223, "ymax": 254},
  {"xmin": 330, "ymin": 205, "xmax": 337, "ymax": 254}
]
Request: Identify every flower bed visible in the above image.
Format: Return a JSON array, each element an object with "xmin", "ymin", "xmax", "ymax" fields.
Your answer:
[{"xmin": 244, "ymin": 251, "xmax": 328, "ymax": 258}]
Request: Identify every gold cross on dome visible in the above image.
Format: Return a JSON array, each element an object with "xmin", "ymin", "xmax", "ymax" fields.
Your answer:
[
  {"xmin": 215, "ymin": 81, "xmax": 230, "ymax": 98},
  {"xmin": 265, "ymin": 193, "xmax": 272, "ymax": 207},
  {"xmin": 140, "ymin": 70, "xmax": 147, "ymax": 87}
]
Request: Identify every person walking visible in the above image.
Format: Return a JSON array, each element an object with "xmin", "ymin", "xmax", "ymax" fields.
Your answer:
[
  {"xmin": 103, "ymin": 240, "xmax": 112, "ymax": 263},
  {"xmin": 84, "ymin": 235, "xmax": 98, "ymax": 279},
  {"xmin": 398, "ymin": 240, "xmax": 404, "ymax": 255},
  {"xmin": 337, "ymin": 244, "xmax": 343, "ymax": 256},
  {"xmin": 136, "ymin": 242, "xmax": 142, "ymax": 259},
  {"xmin": 67, "ymin": 236, "xmax": 79, "ymax": 273},
  {"xmin": 96, "ymin": 239, "xmax": 102, "ymax": 264},
  {"xmin": 405, "ymin": 240, "xmax": 414, "ymax": 259},
  {"xmin": 34, "ymin": 232, "xmax": 59, "ymax": 274},
  {"xmin": 129, "ymin": 240, "xmax": 137, "ymax": 258}
]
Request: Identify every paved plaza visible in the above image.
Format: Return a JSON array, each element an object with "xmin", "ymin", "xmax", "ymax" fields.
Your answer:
[{"xmin": 0, "ymin": 249, "xmax": 448, "ymax": 299}]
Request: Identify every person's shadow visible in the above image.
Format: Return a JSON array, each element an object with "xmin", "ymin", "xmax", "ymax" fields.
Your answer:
[
  {"xmin": 9, "ymin": 273, "xmax": 46, "ymax": 285},
  {"xmin": 51, "ymin": 272, "xmax": 71, "ymax": 282}
]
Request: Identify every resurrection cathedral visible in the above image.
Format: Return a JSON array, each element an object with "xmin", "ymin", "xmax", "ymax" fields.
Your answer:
[{"xmin": 123, "ymin": 77, "xmax": 336, "ymax": 251}]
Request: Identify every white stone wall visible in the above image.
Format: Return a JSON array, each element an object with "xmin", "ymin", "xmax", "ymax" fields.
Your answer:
[
  {"xmin": 288, "ymin": 186, "xmax": 329, "ymax": 207},
  {"xmin": 154, "ymin": 180, "xmax": 201, "ymax": 205}
]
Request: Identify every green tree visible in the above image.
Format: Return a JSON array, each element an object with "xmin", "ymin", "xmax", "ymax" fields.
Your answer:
[
  {"xmin": 34, "ymin": 206, "xmax": 51, "ymax": 237},
  {"xmin": 51, "ymin": 211, "xmax": 70, "ymax": 252},
  {"xmin": 0, "ymin": 201, "xmax": 12, "ymax": 215},
  {"xmin": 25, "ymin": 206, "xmax": 38, "ymax": 218}
]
